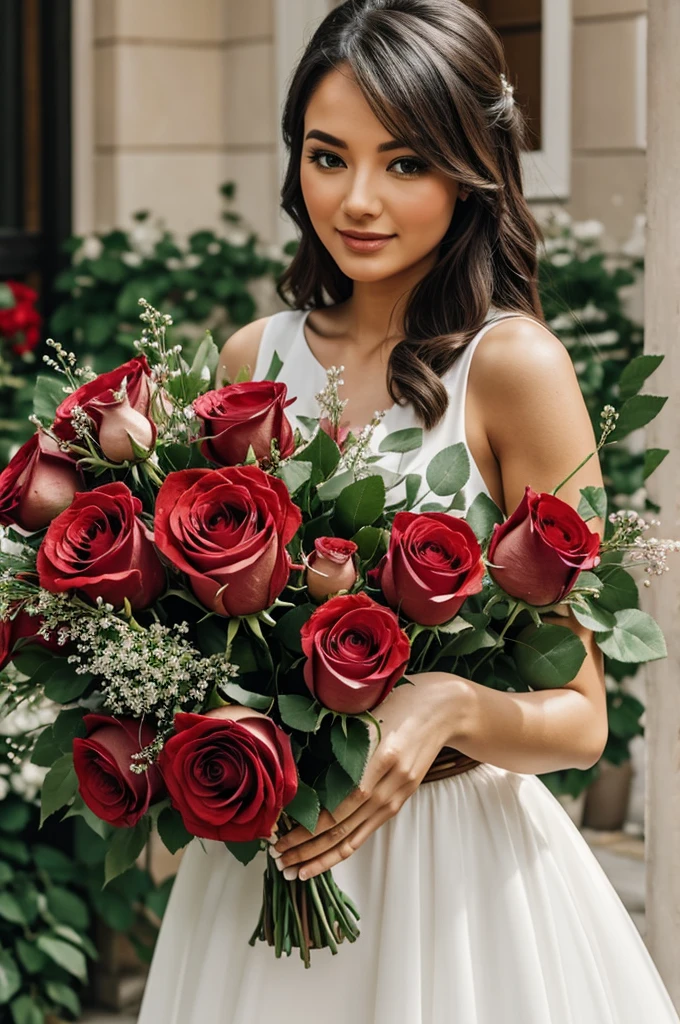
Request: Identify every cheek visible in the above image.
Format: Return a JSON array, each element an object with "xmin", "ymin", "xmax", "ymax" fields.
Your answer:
[
  {"xmin": 397, "ymin": 181, "xmax": 457, "ymax": 235},
  {"xmin": 300, "ymin": 164, "xmax": 338, "ymax": 228}
]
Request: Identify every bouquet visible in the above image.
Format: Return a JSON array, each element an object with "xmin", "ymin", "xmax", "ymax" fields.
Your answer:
[{"xmin": 0, "ymin": 300, "xmax": 676, "ymax": 968}]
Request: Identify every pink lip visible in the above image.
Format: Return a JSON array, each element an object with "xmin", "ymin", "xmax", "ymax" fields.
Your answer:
[{"xmin": 338, "ymin": 230, "xmax": 396, "ymax": 253}]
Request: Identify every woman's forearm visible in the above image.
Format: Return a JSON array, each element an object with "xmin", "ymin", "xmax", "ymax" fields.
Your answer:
[{"xmin": 444, "ymin": 673, "xmax": 607, "ymax": 775}]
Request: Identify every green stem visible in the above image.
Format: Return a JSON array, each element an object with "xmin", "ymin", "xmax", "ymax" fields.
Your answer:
[
  {"xmin": 471, "ymin": 601, "xmax": 524, "ymax": 676},
  {"xmin": 307, "ymin": 877, "xmax": 338, "ymax": 954}
]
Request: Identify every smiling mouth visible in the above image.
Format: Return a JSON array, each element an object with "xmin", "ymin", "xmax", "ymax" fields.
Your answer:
[{"xmin": 337, "ymin": 230, "xmax": 396, "ymax": 240}]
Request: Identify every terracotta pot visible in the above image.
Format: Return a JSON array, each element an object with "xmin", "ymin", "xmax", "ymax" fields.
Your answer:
[{"xmin": 582, "ymin": 758, "xmax": 634, "ymax": 831}]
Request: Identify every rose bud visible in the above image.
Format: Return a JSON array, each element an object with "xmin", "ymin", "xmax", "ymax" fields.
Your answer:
[
  {"xmin": 52, "ymin": 355, "xmax": 156, "ymax": 461},
  {"xmin": 154, "ymin": 464, "xmax": 301, "ymax": 617},
  {"xmin": 300, "ymin": 592, "xmax": 410, "ymax": 714},
  {"xmin": 193, "ymin": 380, "xmax": 295, "ymax": 466},
  {"xmin": 373, "ymin": 512, "xmax": 484, "ymax": 627},
  {"xmin": 319, "ymin": 417, "xmax": 350, "ymax": 451},
  {"xmin": 0, "ymin": 432, "xmax": 81, "ymax": 532},
  {"xmin": 94, "ymin": 393, "xmax": 156, "ymax": 463},
  {"xmin": 306, "ymin": 537, "xmax": 358, "ymax": 601},
  {"xmin": 37, "ymin": 481, "xmax": 165, "ymax": 610},
  {"xmin": 488, "ymin": 485, "xmax": 601, "ymax": 606},
  {"xmin": 158, "ymin": 706, "xmax": 298, "ymax": 843},
  {"xmin": 73, "ymin": 714, "xmax": 164, "ymax": 827}
]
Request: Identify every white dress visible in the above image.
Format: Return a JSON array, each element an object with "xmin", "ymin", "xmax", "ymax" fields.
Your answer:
[{"xmin": 137, "ymin": 308, "xmax": 680, "ymax": 1024}]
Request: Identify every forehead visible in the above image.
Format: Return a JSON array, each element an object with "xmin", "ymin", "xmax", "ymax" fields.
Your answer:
[{"xmin": 305, "ymin": 67, "xmax": 391, "ymax": 138}]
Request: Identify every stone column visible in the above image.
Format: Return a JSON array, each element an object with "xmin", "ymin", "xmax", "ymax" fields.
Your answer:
[{"xmin": 644, "ymin": 0, "xmax": 680, "ymax": 1007}]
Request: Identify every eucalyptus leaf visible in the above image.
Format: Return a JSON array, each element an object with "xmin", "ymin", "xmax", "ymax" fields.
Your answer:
[
  {"xmin": 596, "ymin": 566, "xmax": 639, "ymax": 612},
  {"xmin": 595, "ymin": 608, "xmax": 667, "ymax": 663},
  {"xmin": 513, "ymin": 624, "xmax": 587, "ymax": 689},
  {"xmin": 285, "ymin": 780, "xmax": 321, "ymax": 833},
  {"xmin": 378, "ymin": 427, "xmax": 423, "ymax": 454},
  {"xmin": 404, "ymin": 474, "xmax": 422, "ymax": 509},
  {"xmin": 571, "ymin": 597, "xmax": 616, "ymax": 632},
  {"xmin": 426, "ymin": 443, "xmax": 470, "ymax": 496},
  {"xmin": 316, "ymin": 468, "xmax": 355, "ymax": 501},
  {"xmin": 278, "ymin": 460, "xmax": 313, "ymax": 495}
]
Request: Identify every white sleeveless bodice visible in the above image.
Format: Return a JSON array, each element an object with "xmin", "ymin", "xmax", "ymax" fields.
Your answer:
[{"xmin": 253, "ymin": 307, "xmax": 540, "ymax": 511}]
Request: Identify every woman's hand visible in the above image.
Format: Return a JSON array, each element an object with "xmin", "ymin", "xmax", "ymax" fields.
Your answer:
[{"xmin": 270, "ymin": 671, "xmax": 470, "ymax": 881}]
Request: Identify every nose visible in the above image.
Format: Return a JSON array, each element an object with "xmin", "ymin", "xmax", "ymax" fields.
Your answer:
[{"xmin": 340, "ymin": 170, "xmax": 383, "ymax": 221}]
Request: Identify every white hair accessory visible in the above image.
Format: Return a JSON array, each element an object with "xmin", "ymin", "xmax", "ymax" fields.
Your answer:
[{"xmin": 500, "ymin": 73, "xmax": 514, "ymax": 100}]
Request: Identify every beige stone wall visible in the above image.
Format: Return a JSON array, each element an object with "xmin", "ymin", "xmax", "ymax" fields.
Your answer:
[
  {"xmin": 90, "ymin": 0, "xmax": 278, "ymax": 241},
  {"xmin": 569, "ymin": 0, "xmax": 647, "ymax": 247}
]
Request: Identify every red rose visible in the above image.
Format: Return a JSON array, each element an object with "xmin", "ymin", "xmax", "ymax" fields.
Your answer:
[
  {"xmin": 73, "ymin": 714, "xmax": 164, "ymax": 827},
  {"xmin": 306, "ymin": 537, "xmax": 357, "ymax": 601},
  {"xmin": 373, "ymin": 512, "xmax": 484, "ymax": 627},
  {"xmin": 488, "ymin": 486, "xmax": 601, "ymax": 606},
  {"xmin": 0, "ymin": 608, "xmax": 63, "ymax": 672},
  {"xmin": 0, "ymin": 432, "xmax": 82, "ymax": 532},
  {"xmin": 300, "ymin": 592, "xmax": 410, "ymax": 714},
  {"xmin": 154, "ymin": 465, "xmax": 301, "ymax": 617},
  {"xmin": 52, "ymin": 355, "xmax": 156, "ymax": 462},
  {"xmin": 37, "ymin": 481, "xmax": 165, "ymax": 610},
  {"xmin": 193, "ymin": 380, "xmax": 296, "ymax": 466},
  {"xmin": 158, "ymin": 706, "xmax": 298, "ymax": 842}
]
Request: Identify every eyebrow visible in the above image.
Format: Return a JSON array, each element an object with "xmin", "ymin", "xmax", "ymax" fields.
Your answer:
[{"xmin": 304, "ymin": 129, "xmax": 410, "ymax": 153}]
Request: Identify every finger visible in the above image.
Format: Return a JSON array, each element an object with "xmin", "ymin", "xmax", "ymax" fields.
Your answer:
[
  {"xmin": 278, "ymin": 775, "xmax": 399, "ymax": 868},
  {"xmin": 297, "ymin": 788, "xmax": 410, "ymax": 881},
  {"xmin": 274, "ymin": 809, "xmax": 337, "ymax": 854}
]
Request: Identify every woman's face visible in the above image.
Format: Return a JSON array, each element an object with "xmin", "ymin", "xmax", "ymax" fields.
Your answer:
[{"xmin": 300, "ymin": 67, "xmax": 461, "ymax": 284}]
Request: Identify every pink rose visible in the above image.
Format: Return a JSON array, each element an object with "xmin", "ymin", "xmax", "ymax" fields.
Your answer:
[
  {"xmin": 0, "ymin": 432, "xmax": 82, "ymax": 532},
  {"xmin": 488, "ymin": 486, "xmax": 601, "ymax": 606},
  {"xmin": 193, "ymin": 380, "xmax": 296, "ymax": 467},
  {"xmin": 306, "ymin": 537, "xmax": 357, "ymax": 601}
]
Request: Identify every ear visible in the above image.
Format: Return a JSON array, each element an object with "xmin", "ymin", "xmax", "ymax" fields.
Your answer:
[{"xmin": 459, "ymin": 187, "xmax": 470, "ymax": 202}]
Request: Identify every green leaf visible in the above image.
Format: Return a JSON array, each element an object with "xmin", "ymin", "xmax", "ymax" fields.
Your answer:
[
  {"xmin": 513, "ymin": 624, "xmax": 587, "ymax": 688},
  {"xmin": 596, "ymin": 608, "xmax": 667, "ymax": 663},
  {"xmin": 316, "ymin": 468, "xmax": 355, "ymax": 501},
  {"xmin": 466, "ymin": 492, "xmax": 503, "ymax": 543},
  {"xmin": 331, "ymin": 718, "xmax": 370, "ymax": 785},
  {"xmin": 426, "ymin": 443, "xmax": 470, "ymax": 496},
  {"xmin": 14, "ymin": 938, "xmax": 47, "ymax": 975},
  {"xmin": 596, "ymin": 566, "xmax": 639, "ymax": 613},
  {"xmin": 52, "ymin": 707, "xmax": 88, "ymax": 752},
  {"xmin": 0, "ymin": 839, "xmax": 29, "ymax": 865},
  {"xmin": 278, "ymin": 460, "xmax": 312, "ymax": 495},
  {"xmin": 45, "ymin": 887, "xmax": 90, "ymax": 932},
  {"xmin": 0, "ymin": 282, "xmax": 14, "ymax": 308},
  {"xmin": 571, "ymin": 597, "xmax": 616, "ymax": 632},
  {"xmin": 614, "ymin": 395, "xmax": 667, "ymax": 439},
  {"xmin": 190, "ymin": 333, "xmax": 219, "ymax": 384},
  {"xmin": 264, "ymin": 350, "xmax": 283, "ymax": 381},
  {"xmin": 157, "ymin": 807, "xmax": 193, "ymax": 854},
  {"xmin": 404, "ymin": 473, "xmax": 422, "ymax": 509},
  {"xmin": 278, "ymin": 694, "xmax": 320, "ymax": 732},
  {"xmin": 0, "ymin": 950, "xmax": 21, "ymax": 1004},
  {"xmin": 32, "ymin": 845, "xmax": 78, "ymax": 884},
  {"xmin": 272, "ymin": 604, "xmax": 315, "ymax": 654},
  {"xmin": 437, "ymin": 616, "xmax": 474, "ymax": 636},
  {"xmin": 0, "ymin": 861, "xmax": 13, "ymax": 884},
  {"xmin": 644, "ymin": 447, "xmax": 669, "ymax": 480},
  {"xmin": 0, "ymin": 800, "xmax": 31, "ymax": 834},
  {"xmin": 224, "ymin": 839, "xmax": 262, "ymax": 865},
  {"xmin": 285, "ymin": 780, "xmax": 321, "ymax": 833},
  {"xmin": 219, "ymin": 681, "xmax": 271, "ymax": 710},
  {"xmin": 33, "ymin": 375, "xmax": 66, "ymax": 424},
  {"xmin": 318, "ymin": 762, "xmax": 355, "ymax": 813},
  {"xmin": 577, "ymin": 486, "xmax": 607, "ymax": 522},
  {"xmin": 40, "ymin": 754, "xmax": 78, "ymax": 827},
  {"xmin": 335, "ymin": 475, "xmax": 385, "ymax": 534},
  {"xmin": 104, "ymin": 818, "xmax": 151, "ymax": 887},
  {"xmin": 35, "ymin": 934, "xmax": 87, "ymax": 981},
  {"xmin": 607, "ymin": 689, "xmax": 645, "ymax": 739},
  {"xmin": 618, "ymin": 354, "xmax": 664, "ymax": 400},
  {"xmin": 9, "ymin": 993, "xmax": 44, "ymax": 1024},
  {"xmin": 293, "ymin": 428, "xmax": 340, "ymax": 481},
  {"xmin": 378, "ymin": 427, "xmax": 423, "ymax": 454},
  {"xmin": 0, "ymin": 893, "xmax": 27, "ymax": 926},
  {"xmin": 44, "ymin": 667, "xmax": 93, "ymax": 703},
  {"xmin": 44, "ymin": 981, "xmax": 81, "ymax": 1019},
  {"xmin": 352, "ymin": 525, "xmax": 384, "ymax": 562}
]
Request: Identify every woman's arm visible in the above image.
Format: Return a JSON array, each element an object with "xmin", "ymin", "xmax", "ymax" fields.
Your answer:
[
  {"xmin": 215, "ymin": 315, "xmax": 271, "ymax": 387},
  {"xmin": 449, "ymin": 316, "xmax": 608, "ymax": 773}
]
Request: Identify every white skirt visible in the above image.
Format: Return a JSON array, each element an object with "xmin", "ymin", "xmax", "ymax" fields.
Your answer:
[{"xmin": 136, "ymin": 763, "xmax": 679, "ymax": 1024}]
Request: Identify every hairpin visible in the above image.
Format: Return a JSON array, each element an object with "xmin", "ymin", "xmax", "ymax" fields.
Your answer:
[{"xmin": 500, "ymin": 73, "xmax": 514, "ymax": 100}]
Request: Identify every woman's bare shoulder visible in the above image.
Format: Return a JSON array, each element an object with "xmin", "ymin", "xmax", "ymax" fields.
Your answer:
[{"xmin": 217, "ymin": 316, "xmax": 272, "ymax": 386}]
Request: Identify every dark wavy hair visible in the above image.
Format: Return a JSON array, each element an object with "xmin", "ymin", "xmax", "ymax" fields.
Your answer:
[{"xmin": 277, "ymin": 0, "xmax": 545, "ymax": 429}]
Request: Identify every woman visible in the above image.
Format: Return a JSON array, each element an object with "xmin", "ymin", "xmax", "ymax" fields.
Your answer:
[{"xmin": 137, "ymin": 2, "xmax": 679, "ymax": 1021}]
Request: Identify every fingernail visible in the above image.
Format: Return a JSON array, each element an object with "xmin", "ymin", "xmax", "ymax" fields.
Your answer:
[
  {"xmin": 269, "ymin": 846, "xmax": 282, "ymax": 860},
  {"xmin": 267, "ymin": 832, "xmax": 278, "ymax": 844},
  {"xmin": 274, "ymin": 856, "xmax": 285, "ymax": 872},
  {"xmin": 283, "ymin": 866, "xmax": 299, "ymax": 881}
]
